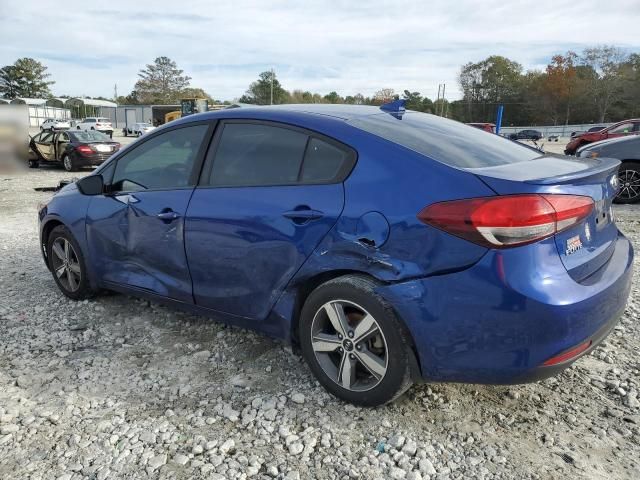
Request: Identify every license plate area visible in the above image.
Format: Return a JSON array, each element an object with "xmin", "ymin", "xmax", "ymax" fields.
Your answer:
[{"xmin": 95, "ymin": 145, "xmax": 112, "ymax": 153}]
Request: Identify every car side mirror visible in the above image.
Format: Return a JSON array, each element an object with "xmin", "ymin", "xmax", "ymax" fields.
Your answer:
[{"xmin": 76, "ymin": 175, "xmax": 104, "ymax": 195}]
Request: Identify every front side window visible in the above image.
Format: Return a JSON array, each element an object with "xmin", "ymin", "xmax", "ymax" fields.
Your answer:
[
  {"xmin": 208, "ymin": 123, "xmax": 308, "ymax": 186},
  {"xmin": 111, "ymin": 125, "xmax": 208, "ymax": 192}
]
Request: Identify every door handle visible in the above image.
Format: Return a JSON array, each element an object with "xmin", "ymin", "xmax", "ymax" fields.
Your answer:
[
  {"xmin": 282, "ymin": 207, "xmax": 324, "ymax": 224},
  {"xmin": 157, "ymin": 210, "xmax": 180, "ymax": 222}
]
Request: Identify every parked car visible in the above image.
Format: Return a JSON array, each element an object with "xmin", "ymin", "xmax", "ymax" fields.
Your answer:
[
  {"xmin": 577, "ymin": 135, "xmax": 640, "ymax": 204},
  {"xmin": 41, "ymin": 118, "xmax": 70, "ymax": 131},
  {"xmin": 565, "ymin": 119, "xmax": 640, "ymax": 155},
  {"xmin": 28, "ymin": 130, "xmax": 120, "ymax": 171},
  {"xmin": 124, "ymin": 122, "xmax": 155, "ymax": 137},
  {"xmin": 508, "ymin": 129, "xmax": 543, "ymax": 141},
  {"xmin": 467, "ymin": 122, "xmax": 495, "ymax": 133},
  {"xmin": 570, "ymin": 126, "xmax": 605, "ymax": 139},
  {"xmin": 76, "ymin": 117, "xmax": 114, "ymax": 138},
  {"xmin": 37, "ymin": 104, "xmax": 633, "ymax": 406}
]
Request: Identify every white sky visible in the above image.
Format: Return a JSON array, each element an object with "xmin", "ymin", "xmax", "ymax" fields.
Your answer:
[{"xmin": 1, "ymin": 0, "xmax": 639, "ymax": 101}]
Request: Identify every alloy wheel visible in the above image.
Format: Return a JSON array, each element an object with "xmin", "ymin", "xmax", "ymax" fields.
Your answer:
[
  {"xmin": 617, "ymin": 169, "xmax": 640, "ymax": 201},
  {"xmin": 50, "ymin": 237, "xmax": 82, "ymax": 292},
  {"xmin": 310, "ymin": 300, "xmax": 388, "ymax": 392},
  {"xmin": 63, "ymin": 156, "xmax": 72, "ymax": 171}
]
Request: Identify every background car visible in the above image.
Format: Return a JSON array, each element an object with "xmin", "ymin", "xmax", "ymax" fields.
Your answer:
[
  {"xmin": 565, "ymin": 119, "xmax": 640, "ymax": 154},
  {"xmin": 37, "ymin": 104, "xmax": 632, "ymax": 406},
  {"xmin": 76, "ymin": 117, "xmax": 114, "ymax": 138},
  {"xmin": 41, "ymin": 118, "xmax": 71, "ymax": 131},
  {"xmin": 28, "ymin": 129, "xmax": 120, "ymax": 171},
  {"xmin": 577, "ymin": 135, "xmax": 640, "ymax": 204},
  {"xmin": 124, "ymin": 122, "xmax": 155, "ymax": 137},
  {"xmin": 508, "ymin": 129, "xmax": 543, "ymax": 141},
  {"xmin": 570, "ymin": 126, "xmax": 605, "ymax": 138}
]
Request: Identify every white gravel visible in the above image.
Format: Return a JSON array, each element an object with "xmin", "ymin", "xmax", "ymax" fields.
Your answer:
[{"xmin": 1, "ymin": 166, "xmax": 639, "ymax": 479}]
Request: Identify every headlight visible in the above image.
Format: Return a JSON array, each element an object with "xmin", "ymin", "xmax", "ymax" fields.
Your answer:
[{"xmin": 587, "ymin": 151, "xmax": 599, "ymax": 158}]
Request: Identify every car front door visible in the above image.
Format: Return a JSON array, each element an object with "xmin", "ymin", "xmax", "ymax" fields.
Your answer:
[
  {"xmin": 185, "ymin": 121, "xmax": 355, "ymax": 320},
  {"xmin": 85, "ymin": 122, "xmax": 212, "ymax": 302},
  {"xmin": 31, "ymin": 131, "xmax": 56, "ymax": 160}
]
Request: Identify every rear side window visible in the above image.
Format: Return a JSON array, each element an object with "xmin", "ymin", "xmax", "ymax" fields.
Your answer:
[
  {"xmin": 348, "ymin": 112, "xmax": 540, "ymax": 168},
  {"xmin": 206, "ymin": 122, "xmax": 355, "ymax": 187}
]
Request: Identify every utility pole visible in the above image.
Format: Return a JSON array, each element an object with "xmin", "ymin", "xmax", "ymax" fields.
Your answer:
[
  {"xmin": 435, "ymin": 84, "xmax": 442, "ymax": 113},
  {"xmin": 440, "ymin": 83, "xmax": 446, "ymax": 116},
  {"xmin": 113, "ymin": 84, "xmax": 118, "ymax": 102},
  {"xmin": 270, "ymin": 68, "xmax": 274, "ymax": 105}
]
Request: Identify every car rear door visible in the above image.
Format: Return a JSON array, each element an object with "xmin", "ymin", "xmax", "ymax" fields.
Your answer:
[
  {"xmin": 185, "ymin": 120, "xmax": 355, "ymax": 320},
  {"xmin": 85, "ymin": 122, "xmax": 212, "ymax": 302}
]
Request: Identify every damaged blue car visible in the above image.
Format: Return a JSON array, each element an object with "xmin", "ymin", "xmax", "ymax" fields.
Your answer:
[{"xmin": 38, "ymin": 103, "xmax": 633, "ymax": 406}]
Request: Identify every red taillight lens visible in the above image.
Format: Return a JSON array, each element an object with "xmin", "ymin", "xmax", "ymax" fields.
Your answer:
[
  {"xmin": 76, "ymin": 145, "xmax": 94, "ymax": 156},
  {"xmin": 418, "ymin": 194, "xmax": 594, "ymax": 248}
]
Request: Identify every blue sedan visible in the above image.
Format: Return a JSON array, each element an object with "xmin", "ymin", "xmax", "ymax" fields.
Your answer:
[{"xmin": 38, "ymin": 103, "xmax": 633, "ymax": 406}]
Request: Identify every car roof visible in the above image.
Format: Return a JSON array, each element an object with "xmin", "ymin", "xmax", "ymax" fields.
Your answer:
[{"xmin": 194, "ymin": 104, "xmax": 387, "ymax": 121}]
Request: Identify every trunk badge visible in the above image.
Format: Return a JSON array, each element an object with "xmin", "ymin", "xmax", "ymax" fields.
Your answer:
[
  {"xmin": 584, "ymin": 223, "xmax": 591, "ymax": 242},
  {"xmin": 566, "ymin": 235, "xmax": 583, "ymax": 255}
]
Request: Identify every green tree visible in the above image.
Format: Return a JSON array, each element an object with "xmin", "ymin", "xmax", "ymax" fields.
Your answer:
[
  {"xmin": 324, "ymin": 91, "xmax": 342, "ymax": 103},
  {"xmin": 402, "ymin": 90, "xmax": 423, "ymax": 111},
  {"xmin": 239, "ymin": 71, "xmax": 288, "ymax": 105},
  {"xmin": 0, "ymin": 58, "xmax": 54, "ymax": 98},
  {"xmin": 580, "ymin": 46, "xmax": 627, "ymax": 122},
  {"xmin": 134, "ymin": 56, "xmax": 191, "ymax": 104}
]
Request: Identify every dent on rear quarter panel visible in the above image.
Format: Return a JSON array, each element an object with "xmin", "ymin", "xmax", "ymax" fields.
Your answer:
[{"xmin": 268, "ymin": 129, "xmax": 496, "ymax": 340}]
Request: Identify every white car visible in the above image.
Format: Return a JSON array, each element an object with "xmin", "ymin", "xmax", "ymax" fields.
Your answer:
[
  {"xmin": 124, "ymin": 122, "xmax": 155, "ymax": 137},
  {"xmin": 76, "ymin": 117, "xmax": 114, "ymax": 137},
  {"xmin": 41, "ymin": 118, "xmax": 70, "ymax": 131}
]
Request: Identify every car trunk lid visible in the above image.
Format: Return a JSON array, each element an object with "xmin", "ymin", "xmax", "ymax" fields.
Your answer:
[{"xmin": 469, "ymin": 155, "xmax": 620, "ymax": 282}]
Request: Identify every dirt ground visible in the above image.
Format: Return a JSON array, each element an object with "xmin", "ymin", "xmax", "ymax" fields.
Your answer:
[{"xmin": 0, "ymin": 164, "xmax": 639, "ymax": 480}]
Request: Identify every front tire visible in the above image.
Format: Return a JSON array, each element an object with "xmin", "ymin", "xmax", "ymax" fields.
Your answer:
[
  {"xmin": 300, "ymin": 275, "xmax": 413, "ymax": 406},
  {"xmin": 615, "ymin": 162, "xmax": 640, "ymax": 204},
  {"xmin": 47, "ymin": 225, "xmax": 94, "ymax": 300}
]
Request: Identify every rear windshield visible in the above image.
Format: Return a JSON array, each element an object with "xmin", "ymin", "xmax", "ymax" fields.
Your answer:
[
  {"xmin": 348, "ymin": 112, "xmax": 540, "ymax": 168},
  {"xmin": 97, "ymin": 118, "xmax": 111, "ymax": 123},
  {"xmin": 69, "ymin": 131, "xmax": 111, "ymax": 142}
]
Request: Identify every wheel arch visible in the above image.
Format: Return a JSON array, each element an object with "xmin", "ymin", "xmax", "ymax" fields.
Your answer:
[{"xmin": 40, "ymin": 218, "xmax": 65, "ymax": 269}]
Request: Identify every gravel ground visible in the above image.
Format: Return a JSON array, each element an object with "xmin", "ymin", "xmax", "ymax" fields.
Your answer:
[{"xmin": 1, "ymin": 165, "xmax": 639, "ymax": 480}]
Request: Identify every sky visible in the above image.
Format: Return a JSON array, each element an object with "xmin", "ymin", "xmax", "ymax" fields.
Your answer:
[{"xmin": 1, "ymin": 0, "xmax": 639, "ymax": 102}]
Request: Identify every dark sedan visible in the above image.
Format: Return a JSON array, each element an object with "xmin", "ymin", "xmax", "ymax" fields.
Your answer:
[
  {"xmin": 509, "ymin": 129, "xmax": 543, "ymax": 141},
  {"xmin": 29, "ymin": 130, "xmax": 120, "ymax": 172},
  {"xmin": 577, "ymin": 135, "xmax": 640, "ymax": 204}
]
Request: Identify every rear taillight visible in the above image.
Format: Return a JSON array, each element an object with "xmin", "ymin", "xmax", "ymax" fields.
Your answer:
[
  {"xmin": 418, "ymin": 194, "xmax": 594, "ymax": 248},
  {"xmin": 76, "ymin": 145, "xmax": 94, "ymax": 156},
  {"xmin": 542, "ymin": 339, "xmax": 592, "ymax": 366}
]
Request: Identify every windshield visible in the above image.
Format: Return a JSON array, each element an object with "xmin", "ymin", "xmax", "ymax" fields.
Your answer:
[
  {"xmin": 348, "ymin": 112, "xmax": 540, "ymax": 168},
  {"xmin": 136, "ymin": 123, "xmax": 151, "ymax": 128},
  {"xmin": 69, "ymin": 130, "xmax": 111, "ymax": 142},
  {"xmin": 97, "ymin": 118, "xmax": 111, "ymax": 123}
]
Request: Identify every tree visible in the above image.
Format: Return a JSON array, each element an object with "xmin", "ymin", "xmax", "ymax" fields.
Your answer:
[
  {"xmin": 134, "ymin": 57, "xmax": 191, "ymax": 104},
  {"xmin": 239, "ymin": 71, "xmax": 288, "ymax": 105},
  {"xmin": 181, "ymin": 87, "xmax": 213, "ymax": 101},
  {"xmin": 0, "ymin": 58, "xmax": 54, "ymax": 98},
  {"xmin": 0, "ymin": 65, "xmax": 19, "ymax": 99},
  {"xmin": 324, "ymin": 91, "xmax": 342, "ymax": 103},
  {"xmin": 539, "ymin": 52, "xmax": 579, "ymax": 124},
  {"xmin": 580, "ymin": 46, "xmax": 627, "ymax": 122},
  {"xmin": 372, "ymin": 88, "xmax": 396, "ymax": 105},
  {"xmin": 402, "ymin": 90, "xmax": 423, "ymax": 111}
]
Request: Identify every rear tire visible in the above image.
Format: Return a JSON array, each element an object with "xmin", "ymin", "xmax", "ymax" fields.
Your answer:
[
  {"xmin": 47, "ymin": 225, "xmax": 94, "ymax": 300},
  {"xmin": 614, "ymin": 162, "xmax": 640, "ymax": 204},
  {"xmin": 299, "ymin": 275, "xmax": 413, "ymax": 406},
  {"xmin": 62, "ymin": 155, "xmax": 76, "ymax": 172},
  {"xmin": 28, "ymin": 159, "xmax": 39, "ymax": 168}
]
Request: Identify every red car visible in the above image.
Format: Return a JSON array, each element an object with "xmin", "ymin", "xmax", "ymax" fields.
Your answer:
[
  {"xmin": 467, "ymin": 122, "xmax": 495, "ymax": 133},
  {"xmin": 565, "ymin": 119, "xmax": 640, "ymax": 155}
]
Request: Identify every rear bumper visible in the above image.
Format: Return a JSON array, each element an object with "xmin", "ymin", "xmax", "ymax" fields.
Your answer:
[{"xmin": 376, "ymin": 232, "xmax": 633, "ymax": 384}]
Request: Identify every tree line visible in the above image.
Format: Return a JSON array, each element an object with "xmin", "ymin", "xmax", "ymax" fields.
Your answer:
[{"xmin": 2, "ymin": 45, "xmax": 638, "ymax": 126}]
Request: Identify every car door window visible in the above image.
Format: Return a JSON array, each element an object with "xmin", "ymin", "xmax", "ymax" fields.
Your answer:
[
  {"xmin": 38, "ymin": 132, "xmax": 54, "ymax": 143},
  {"xmin": 111, "ymin": 124, "xmax": 208, "ymax": 192},
  {"xmin": 208, "ymin": 123, "xmax": 308, "ymax": 186},
  {"xmin": 609, "ymin": 123, "xmax": 634, "ymax": 134}
]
